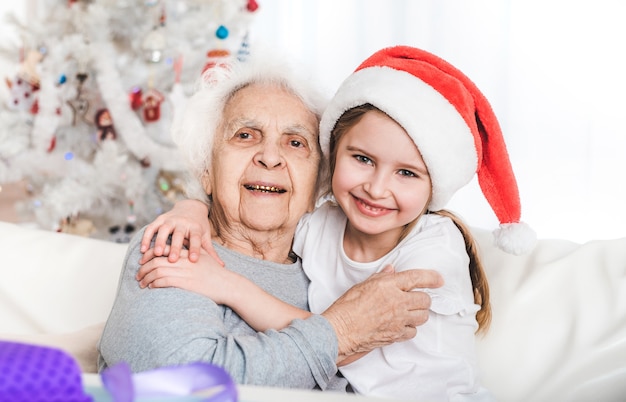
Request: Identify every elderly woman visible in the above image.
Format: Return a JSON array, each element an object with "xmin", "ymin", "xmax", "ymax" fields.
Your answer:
[{"xmin": 97, "ymin": 51, "xmax": 442, "ymax": 391}]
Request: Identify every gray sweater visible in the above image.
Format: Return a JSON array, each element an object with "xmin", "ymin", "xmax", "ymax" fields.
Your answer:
[{"xmin": 97, "ymin": 227, "xmax": 346, "ymax": 391}]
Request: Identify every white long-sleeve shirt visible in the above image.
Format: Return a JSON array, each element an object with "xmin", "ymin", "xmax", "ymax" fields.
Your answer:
[{"xmin": 294, "ymin": 202, "xmax": 495, "ymax": 401}]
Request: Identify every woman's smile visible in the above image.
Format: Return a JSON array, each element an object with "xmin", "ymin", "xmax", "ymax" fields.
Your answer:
[{"xmin": 243, "ymin": 183, "xmax": 287, "ymax": 194}]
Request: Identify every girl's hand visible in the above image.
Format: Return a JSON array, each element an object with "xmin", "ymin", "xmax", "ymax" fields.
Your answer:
[
  {"xmin": 139, "ymin": 199, "xmax": 222, "ymax": 265},
  {"xmin": 136, "ymin": 248, "xmax": 236, "ymax": 305}
]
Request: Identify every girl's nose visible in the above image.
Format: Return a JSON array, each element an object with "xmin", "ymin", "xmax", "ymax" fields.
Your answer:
[{"xmin": 364, "ymin": 171, "xmax": 388, "ymax": 199}]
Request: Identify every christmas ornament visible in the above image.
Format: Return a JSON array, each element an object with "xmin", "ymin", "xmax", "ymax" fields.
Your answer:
[
  {"xmin": 215, "ymin": 25, "xmax": 229, "ymax": 40},
  {"xmin": 142, "ymin": 27, "xmax": 166, "ymax": 63},
  {"xmin": 6, "ymin": 49, "xmax": 43, "ymax": 113},
  {"xmin": 246, "ymin": 0, "xmax": 259, "ymax": 12},
  {"xmin": 47, "ymin": 136, "xmax": 56, "ymax": 152},
  {"xmin": 66, "ymin": 72, "xmax": 90, "ymax": 125},
  {"xmin": 142, "ymin": 88, "xmax": 165, "ymax": 123},
  {"xmin": 95, "ymin": 108, "xmax": 117, "ymax": 141},
  {"xmin": 237, "ymin": 32, "xmax": 251, "ymax": 62},
  {"xmin": 6, "ymin": 75, "xmax": 40, "ymax": 113},
  {"xmin": 202, "ymin": 49, "xmax": 231, "ymax": 75},
  {"xmin": 129, "ymin": 87, "xmax": 143, "ymax": 110}
]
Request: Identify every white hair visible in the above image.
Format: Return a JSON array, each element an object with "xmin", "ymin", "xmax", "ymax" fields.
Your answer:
[{"xmin": 172, "ymin": 47, "xmax": 329, "ymax": 202}]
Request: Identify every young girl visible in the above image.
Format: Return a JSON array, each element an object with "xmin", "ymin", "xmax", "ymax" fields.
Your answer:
[{"xmin": 137, "ymin": 46, "xmax": 535, "ymax": 401}]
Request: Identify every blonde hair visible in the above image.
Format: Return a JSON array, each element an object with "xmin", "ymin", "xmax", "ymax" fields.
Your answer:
[{"xmin": 328, "ymin": 104, "xmax": 491, "ymax": 333}]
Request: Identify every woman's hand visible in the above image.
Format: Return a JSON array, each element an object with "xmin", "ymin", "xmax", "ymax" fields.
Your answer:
[
  {"xmin": 139, "ymin": 199, "xmax": 221, "ymax": 265},
  {"xmin": 321, "ymin": 266, "xmax": 443, "ymax": 363},
  {"xmin": 136, "ymin": 249, "xmax": 233, "ymax": 304}
]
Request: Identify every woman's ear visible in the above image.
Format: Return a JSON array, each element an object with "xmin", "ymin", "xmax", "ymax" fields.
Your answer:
[{"xmin": 201, "ymin": 171, "xmax": 212, "ymax": 197}]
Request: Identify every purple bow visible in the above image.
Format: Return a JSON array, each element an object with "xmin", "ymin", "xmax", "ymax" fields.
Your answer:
[
  {"xmin": 101, "ymin": 361, "xmax": 238, "ymax": 402},
  {"xmin": 0, "ymin": 341, "xmax": 237, "ymax": 402}
]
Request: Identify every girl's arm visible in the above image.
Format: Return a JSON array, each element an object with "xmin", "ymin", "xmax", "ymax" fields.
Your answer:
[
  {"xmin": 220, "ymin": 274, "xmax": 312, "ymax": 331},
  {"xmin": 139, "ymin": 199, "xmax": 217, "ymax": 264},
  {"xmin": 137, "ymin": 249, "xmax": 311, "ymax": 331}
]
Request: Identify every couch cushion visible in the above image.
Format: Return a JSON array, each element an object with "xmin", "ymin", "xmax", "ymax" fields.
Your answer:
[
  {"xmin": 473, "ymin": 228, "xmax": 626, "ymax": 401},
  {"xmin": 1, "ymin": 221, "xmax": 626, "ymax": 401},
  {"xmin": 0, "ymin": 221, "xmax": 126, "ymax": 334}
]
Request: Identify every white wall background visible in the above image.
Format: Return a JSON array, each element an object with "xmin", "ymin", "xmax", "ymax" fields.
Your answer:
[
  {"xmin": 2, "ymin": 0, "xmax": 625, "ymax": 243},
  {"xmin": 249, "ymin": 0, "xmax": 626, "ymax": 243}
]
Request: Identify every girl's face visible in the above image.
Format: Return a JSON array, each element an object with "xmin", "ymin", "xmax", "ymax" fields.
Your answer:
[{"xmin": 331, "ymin": 110, "xmax": 431, "ymax": 242}]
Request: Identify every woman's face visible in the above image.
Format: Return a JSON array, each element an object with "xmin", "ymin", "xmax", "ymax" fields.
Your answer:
[{"xmin": 208, "ymin": 83, "xmax": 321, "ymax": 236}]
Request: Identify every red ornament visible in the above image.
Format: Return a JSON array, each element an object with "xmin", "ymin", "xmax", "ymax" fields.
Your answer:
[
  {"xmin": 129, "ymin": 87, "xmax": 143, "ymax": 110},
  {"xmin": 142, "ymin": 88, "xmax": 165, "ymax": 123},
  {"xmin": 30, "ymin": 99, "xmax": 39, "ymax": 114},
  {"xmin": 47, "ymin": 136, "xmax": 56, "ymax": 152},
  {"xmin": 246, "ymin": 0, "xmax": 259, "ymax": 12}
]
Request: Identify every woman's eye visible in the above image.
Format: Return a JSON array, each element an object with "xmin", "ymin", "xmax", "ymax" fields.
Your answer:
[
  {"xmin": 290, "ymin": 139, "xmax": 304, "ymax": 148},
  {"xmin": 237, "ymin": 131, "xmax": 252, "ymax": 139}
]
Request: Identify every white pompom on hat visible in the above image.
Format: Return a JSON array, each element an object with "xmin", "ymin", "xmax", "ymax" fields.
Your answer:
[{"xmin": 320, "ymin": 46, "xmax": 536, "ymax": 255}]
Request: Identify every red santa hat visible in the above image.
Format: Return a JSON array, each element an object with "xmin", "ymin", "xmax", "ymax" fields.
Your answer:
[{"xmin": 319, "ymin": 46, "xmax": 536, "ymax": 255}]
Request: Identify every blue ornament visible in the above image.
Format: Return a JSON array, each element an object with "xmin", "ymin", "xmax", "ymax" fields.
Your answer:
[
  {"xmin": 64, "ymin": 152, "xmax": 74, "ymax": 161},
  {"xmin": 216, "ymin": 25, "xmax": 229, "ymax": 40},
  {"xmin": 237, "ymin": 32, "xmax": 251, "ymax": 62},
  {"xmin": 58, "ymin": 74, "xmax": 67, "ymax": 85}
]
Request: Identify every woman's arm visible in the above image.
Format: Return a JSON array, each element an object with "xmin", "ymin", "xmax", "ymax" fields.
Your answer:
[
  {"xmin": 100, "ymin": 227, "xmax": 338, "ymax": 389},
  {"xmin": 137, "ymin": 248, "xmax": 311, "ymax": 331},
  {"xmin": 321, "ymin": 267, "xmax": 440, "ymax": 363}
]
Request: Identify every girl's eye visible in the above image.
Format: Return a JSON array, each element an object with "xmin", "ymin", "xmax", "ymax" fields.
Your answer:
[
  {"xmin": 354, "ymin": 155, "xmax": 373, "ymax": 165},
  {"xmin": 398, "ymin": 169, "xmax": 417, "ymax": 177}
]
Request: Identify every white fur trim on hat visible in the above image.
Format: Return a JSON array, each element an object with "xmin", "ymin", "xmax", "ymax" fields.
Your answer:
[
  {"xmin": 320, "ymin": 66, "xmax": 478, "ymax": 211},
  {"xmin": 493, "ymin": 221, "xmax": 537, "ymax": 255}
]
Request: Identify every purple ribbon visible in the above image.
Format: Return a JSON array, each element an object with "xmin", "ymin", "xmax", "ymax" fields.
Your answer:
[
  {"xmin": 101, "ymin": 361, "xmax": 238, "ymax": 402},
  {"xmin": 0, "ymin": 340, "xmax": 237, "ymax": 402},
  {"xmin": 0, "ymin": 340, "xmax": 92, "ymax": 402}
]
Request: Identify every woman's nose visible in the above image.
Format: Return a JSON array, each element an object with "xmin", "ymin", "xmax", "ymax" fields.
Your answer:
[{"xmin": 254, "ymin": 140, "xmax": 283, "ymax": 169}]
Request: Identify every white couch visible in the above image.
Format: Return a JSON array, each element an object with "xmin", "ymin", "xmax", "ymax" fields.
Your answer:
[{"xmin": 1, "ymin": 220, "xmax": 625, "ymax": 401}]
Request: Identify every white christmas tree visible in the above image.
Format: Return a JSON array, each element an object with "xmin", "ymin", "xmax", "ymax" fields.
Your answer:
[{"xmin": 0, "ymin": 0, "xmax": 259, "ymax": 241}]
